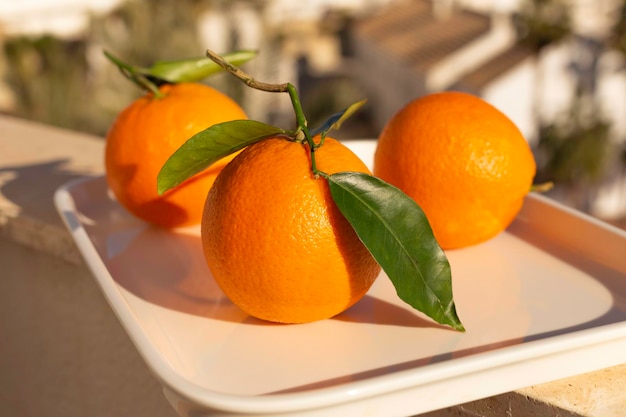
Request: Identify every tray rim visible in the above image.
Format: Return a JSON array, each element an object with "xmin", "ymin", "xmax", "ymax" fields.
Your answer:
[{"xmin": 54, "ymin": 143, "xmax": 626, "ymax": 415}]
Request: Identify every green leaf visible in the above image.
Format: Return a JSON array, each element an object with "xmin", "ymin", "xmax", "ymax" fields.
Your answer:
[
  {"xmin": 103, "ymin": 50, "xmax": 136, "ymax": 75},
  {"xmin": 103, "ymin": 49, "xmax": 165, "ymax": 96},
  {"xmin": 309, "ymin": 99, "xmax": 367, "ymax": 137},
  {"xmin": 103, "ymin": 49, "xmax": 258, "ymax": 86},
  {"xmin": 326, "ymin": 171, "xmax": 465, "ymax": 331},
  {"xmin": 148, "ymin": 50, "xmax": 258, "ymax": 83},
  {"xmin": 158, "ymin": 120, "xmax": 287, "ymax": 195}
]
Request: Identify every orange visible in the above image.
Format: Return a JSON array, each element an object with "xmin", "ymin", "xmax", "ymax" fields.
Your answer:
[
  {"xmin": 374, "ymin": 91, "xmax": 536, "ymax": 249},
  {"xmin": 105, "ymin": 82, "xmax": 247, "ymax": 228},
  {"xmin": 201, "ymin": 137, "xmax": 381, "ymax": 323}
]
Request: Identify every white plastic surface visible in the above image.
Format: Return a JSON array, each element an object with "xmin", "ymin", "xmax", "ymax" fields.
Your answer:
[{"xmin": 54, "ymin": 141, "xmax": 626, "ymax": 417}]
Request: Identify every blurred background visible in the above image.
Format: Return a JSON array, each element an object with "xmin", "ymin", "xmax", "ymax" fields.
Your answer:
[{"xmin": 1, "ymin": 0, "xmax": 626, "ymax": 226}]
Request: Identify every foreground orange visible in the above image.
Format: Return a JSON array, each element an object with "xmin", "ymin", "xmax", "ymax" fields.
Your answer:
[
  {"xmin": 105, "ymin": 82, "xmax": 247, "ymax": 228},
  {"xmin": 201, "ymin": 137, "xmax": 381, "ymax": 323},
  {"xmin": 374, "ymin": 91, "xmax": 536, "ymax": 249}
]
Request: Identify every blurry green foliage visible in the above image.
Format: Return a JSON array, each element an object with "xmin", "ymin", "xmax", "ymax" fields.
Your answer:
[
  {"xmin": 538, "ymin": 118, "xmax": 611, "ymax": 186},
  {"xmin": 536, "ymin": 94, "xmax": 612, "ymax": 187},
  {"xmin": 3, "ymin": 36, "xmax": 96, "ymax": 132},
  {"xmin": 514, "ymin": 0, "xmax": 571, "ymax": 51},
  {"xmin": 534, "ymin": 92, "xmax": 616, "ymax": 213},
  {"xmin": 609, "ymin": 0, "xmax": 626, "ymax": 56}
]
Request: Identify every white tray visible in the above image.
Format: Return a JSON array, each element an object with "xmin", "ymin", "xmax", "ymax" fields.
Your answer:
[{"xmin": 54, "ymin": 140, "xmax": 626, "ymax": 417}]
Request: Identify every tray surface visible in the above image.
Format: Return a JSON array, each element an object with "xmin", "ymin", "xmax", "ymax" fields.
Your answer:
[{"xmin": 55, "ymin": 140, "xmax": 626, "ymax": 417}]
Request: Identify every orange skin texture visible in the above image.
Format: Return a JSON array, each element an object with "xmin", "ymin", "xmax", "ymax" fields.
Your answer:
[
  {"xmin": 374, "ymin": 91, "xmax": 536, "ymax": 249},
  {"xmin": 105, "ymin": 83, "xmax": 247, "ymax": 228},
  {"xmin": 201, "ymin": 137, "xmax": 381, "ymax": 323}
]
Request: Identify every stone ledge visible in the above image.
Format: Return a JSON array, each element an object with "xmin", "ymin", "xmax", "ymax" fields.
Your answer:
[
  {"xmin": 0, "ymin": 211, "xmax": 83, "ymax": 265},
  {"xmin": 0, "ymin": 115, "xmax": 104, "ymax": 264}
]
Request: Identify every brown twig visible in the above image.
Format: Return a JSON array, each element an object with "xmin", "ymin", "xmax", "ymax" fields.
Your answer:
[{"xmin": 205, "ymin": 49, "xmax": 289, "ymax": 93}]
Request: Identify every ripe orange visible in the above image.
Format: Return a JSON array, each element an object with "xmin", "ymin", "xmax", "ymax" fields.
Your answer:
[
  {"xmin": 374, "ymin": 91, "xmax": 536, "ymax": 249},
  {"xmin": 105, "ymin": 82, "xmax": 247, "ymax": 228},
  {"xmin": 201, "ymin": 137, "xmax": 381, "ymax": 323}
]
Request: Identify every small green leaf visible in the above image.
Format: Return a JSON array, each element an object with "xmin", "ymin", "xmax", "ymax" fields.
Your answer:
[
  {"xmin": 309, "ymin": 99, "xmax": 367, "ymax": 137},
  {"xmin": 103, "ymin": 50, "xmax": 136, "ymax": 75},
  {"xmin": 148, "ymin": 50, "xmax": 258, "ymax": 83},
  {"xmin": 158, "ymin": 120, "xmax": 287, "ymax": 195},
  {"xmin": 326, "ymin": 171, "xmax": 465, "ymax": 331},
  {"xmin": 104, "ymin": 50, "xmax": 257, "ymax": 86}
]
